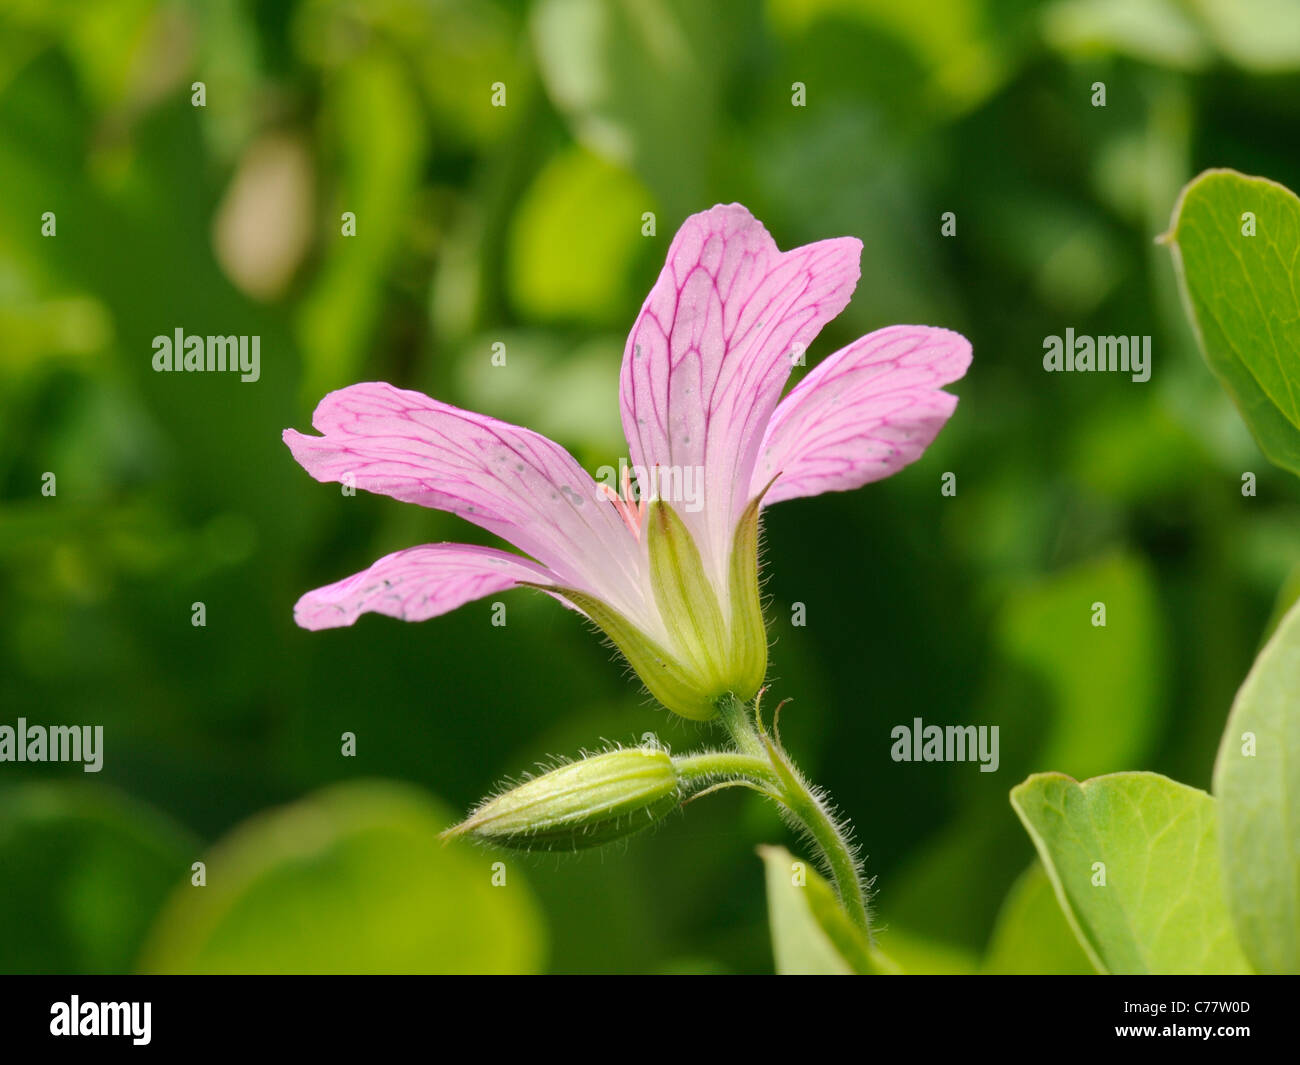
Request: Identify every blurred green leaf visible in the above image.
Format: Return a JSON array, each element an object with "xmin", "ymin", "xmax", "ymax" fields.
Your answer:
[
  {"xmin": 1011, "ymin": 771, "xmax": 1251, "ymax": 974},
  {"xmin": 1260, "ymin": 560, "xmax": 1300, "ymax": 643},
  {"xmin": 508, "ymin": 146, "xmax": 650, "ymax": 323},
  {"xmin": 139, "ymin": 781, "xmax": 546, "ymax": 974},
  {"xmin": 983, "ymin": 860, "xmax": 1096, "ymax": 974},
  {"xmin": 1189, "ymin": 0, "xmax": 1300, "ymax": 70},
  {"xmin": 871, "ymin": 926, "xmax": 979, "ymax": 974},
  {"xmin": 0, "ymin": 783, "xmax": 195, "ymax": 974},
  {"xmin": 1166, "ymin": 169, "xmax": 1300, "ymax": 476},
  {"xmin": 759, "ymin": 844, "xmax": 885, "ymax": 974},
  {"xmin": 768, "ymin": 0, "xmax": 1019, "ymax": 116},
  {"xmin": 192, "ymin": 0, "xmax": 261, "ymax": 157},
  {"xmin": 296, "ymin": 0, "xmax": 523, "ymax": 147},
  {"xmin": 1045, "ymin": 0, "xmax": 1300, "ymax": 71},
  {"xmin": 761, "ymin": 845, "xmax": 978, "ymax": 974},
  {"xmin": 1213, "ymin": 596, "xmax": 1300, "ymax": 973},
  {"xmin": 1042, "ymin": 0, "xmax": 1212, "ymax": 70},
  {"xmin": 44, "ymin": 0, "xmax": 165, "ymax": 108},
  {"xmin": 453, "ymin": 329, "xmax": 624, "ymax": 456}
]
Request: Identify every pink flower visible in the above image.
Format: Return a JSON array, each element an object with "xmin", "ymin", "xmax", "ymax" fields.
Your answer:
[{"xmin": 285, "ymin": 204, "xmax": 971, "ymax": 719}]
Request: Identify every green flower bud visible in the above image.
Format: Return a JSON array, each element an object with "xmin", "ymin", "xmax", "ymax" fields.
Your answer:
[{"xmin": 443, "ymin": 747, "xmax": 681, "ymax": 851}]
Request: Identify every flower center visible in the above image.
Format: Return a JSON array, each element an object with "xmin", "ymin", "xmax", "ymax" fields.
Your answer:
[{"xmin": 597, "ymin": 465, "xmax": 647, "ymax": 540}]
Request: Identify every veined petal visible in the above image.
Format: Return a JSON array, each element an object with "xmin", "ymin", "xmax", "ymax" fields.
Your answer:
[
  {"xmin": 751, "ymin": 325, "xmax": 972, "ymax": 506},
  {"xmin": 294, "ymin": 543, "xmax": 553, "ymax": 630},
  {"xmin": 620, "ymin": 204, "xmax": 861, "ymax": 588},
  {"xmin": 284, "ymin": 382, "xmax": 657, "ymax": 634}
]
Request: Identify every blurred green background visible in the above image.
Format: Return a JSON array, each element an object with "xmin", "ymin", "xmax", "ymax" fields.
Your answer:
[{"xmin": 2, "ymin": 0, "xmax": 1299, "ymax": 974}]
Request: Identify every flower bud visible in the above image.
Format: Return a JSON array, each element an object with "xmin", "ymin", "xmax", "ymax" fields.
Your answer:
[{"xmin": 443, "ymin": 747, "xmax": 681, "ymax": 851}]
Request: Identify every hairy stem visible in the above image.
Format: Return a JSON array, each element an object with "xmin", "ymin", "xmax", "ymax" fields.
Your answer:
[
  {"xmin": 714, "ymin": 690, "xmax": 767, "ymax": 758},
  {"xmin": 674, "ymin": 751, "xmax": 779, "ymax": 787},
  {"xmin": 714, "ymin": 692, "xmax": 873, "ymax": 937}
]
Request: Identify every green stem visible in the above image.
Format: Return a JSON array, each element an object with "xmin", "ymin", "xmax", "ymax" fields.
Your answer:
[
  {"xmin": 766, "ymin": 749, "xmax": 872, "ymax": 938},
  {"xmin": 713, "ymin": 692, "xmax": 873, "ymax": 938},
  {"xmin": 674, "ymin": 751, "xmax": 778, "ymax": 786},
  {"xmin": 714, "ymin": 690, "xmax": 767, "ymax": 758}
]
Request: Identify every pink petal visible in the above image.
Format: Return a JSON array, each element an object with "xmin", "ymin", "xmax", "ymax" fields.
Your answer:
[
  {"xmin": 294, "ymin": 543, "xmax": 553, "ymax": 630},
  {"xmin": 285, "ymin": 383, "xmax": 655, "ymax": 631},
  {"xmin": 620, "ymin": 204, "xmax": 861, "ymax": 581},
  {"xmin": 752, "ymin": 325, "xmax": 972, "ymax": 506}
]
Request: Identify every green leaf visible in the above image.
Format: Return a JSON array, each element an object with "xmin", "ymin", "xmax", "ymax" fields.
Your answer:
[
  {"xmin": 1213, "ymin": 596, "xmax": 1300, "ymax": 973},
  {"xmin": 1165, "ymin": 168, "xmax": 1300, "ymax": 475},
  {"xmin": 0, "ymin": 783, "xmax": 195, "ymax": 974},
  {"xmin": 983, "ymin": 861, "xmax": 1097, "ymax": 974},
  {"xmin": 139, "ymin": 781, "xmax": 546, "ymax": 974},
  {"xmin": 759, "ymin": 845, "xmax": 887, "ymax": 975},
  {"xmin": 1010, "ymin": 771, "xmax": 1251, "ymax": 974}
]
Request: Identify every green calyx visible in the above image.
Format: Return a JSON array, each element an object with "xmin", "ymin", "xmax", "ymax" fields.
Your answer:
[
  {"xmin": 555, "ymin": 585, "xmax": 725, "ymax": 721},
  {"xmin": 528, "ymin": 497, "xmax": 769, "ymax": 721},
  {"xmin": 643, "ymin": 497, "xmax": 768, "ymax": 715},
  {"xmin": 647, "ymin": 499, "xmax": 733, "ymax": 694},
  {"xmin": 725, "ymin": 493, "xmax": 768, "ymax": 704}
]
